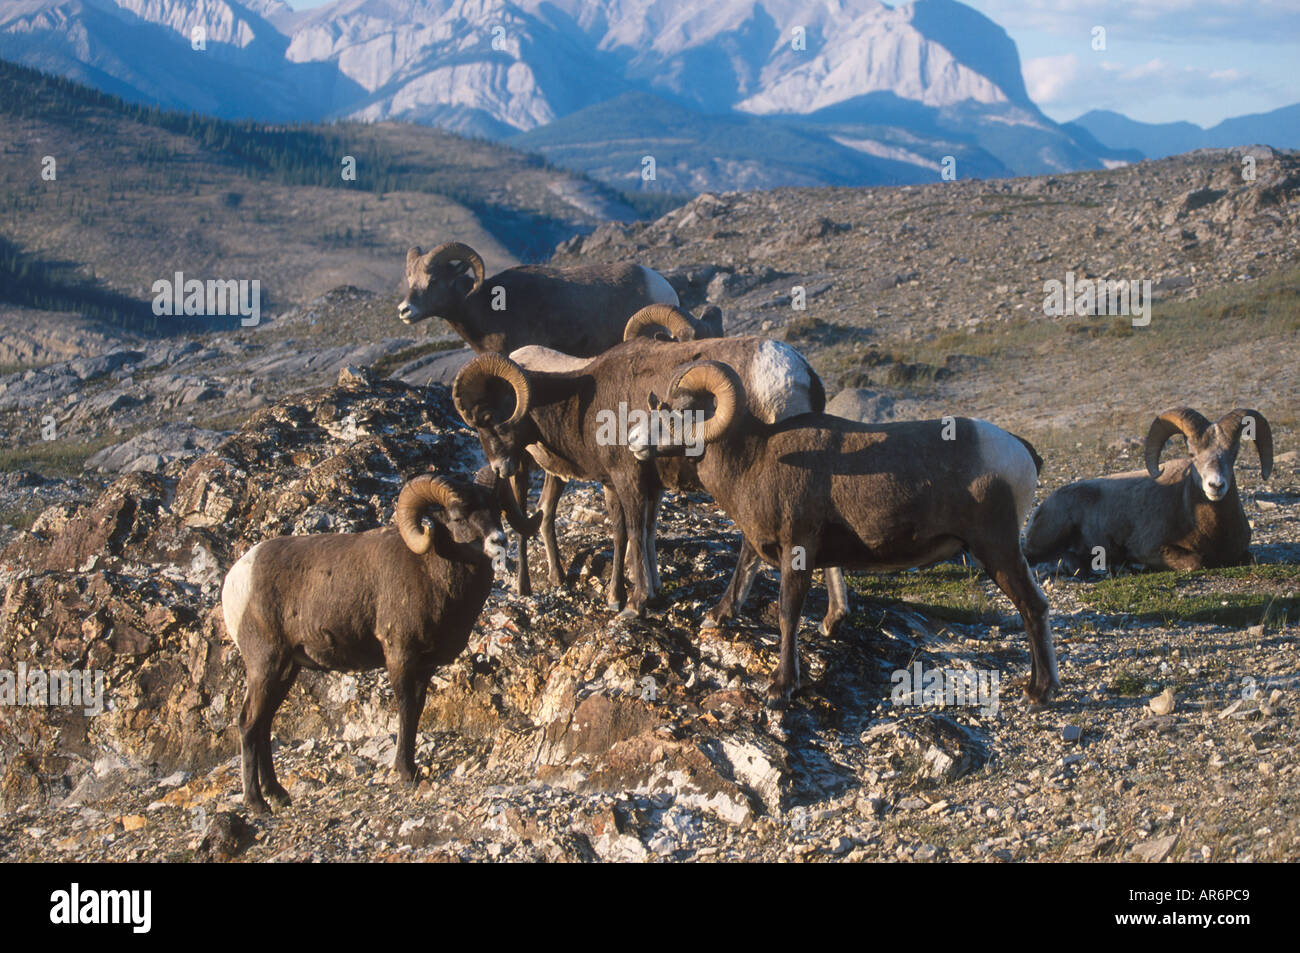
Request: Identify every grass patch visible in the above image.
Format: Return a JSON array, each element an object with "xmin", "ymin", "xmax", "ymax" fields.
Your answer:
[
  {"xmin": 1078, "ymin": 565, "xmax": 1300, "ymax": 627},
  {"xmin": 0, "ymin": 432, "xmax": 127, "ymax": 478},
  {"xmin": 0, "ymin": 506, "xmax": 41, "ymax": 531},
  {"xmin": 371, "ymin": 339, "xmax": 462, "ymax": 380},
  {"xmin": 846, "ymin": 562, "xmax": 1000, "ymax": 625},
  {"xmin": 1106, "ymin": 671, "xmax": 1148, "ymax": 696}
]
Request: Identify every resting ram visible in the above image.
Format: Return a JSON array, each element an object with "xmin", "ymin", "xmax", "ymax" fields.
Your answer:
[
  {"xmin": 451, "ymin": 322, "xmax": 846, "ymax": 629},
  {"xmin": 398, "ymin": 241, "xmax": 721, "ymax": 356},
  {"xmin": 646, "ymin": 360, "xmax": 1057, "ymax": 706},
  {"xmin": 221, "ymin": 471, "xmax": 522, "ymax": 814},
  {"xmin": 1024, "ymin": 408, "xmax": 1273, "ymax": 573}
]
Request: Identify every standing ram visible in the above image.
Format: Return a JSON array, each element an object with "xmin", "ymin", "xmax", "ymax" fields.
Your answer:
[
  {"xmin": 221, "ymin": 471, "xmax": 524, "ymax": 814},
  {"xmin": 645, "ymin": 360, "xmax": 1057, "ymax": 706},
  {"xmin": 397, "ymin": 241, "xmax": 721, "ymax": 355},
  {"xmin": 451, "ymin": 326, "xmax": 847, "ymax": 630}
]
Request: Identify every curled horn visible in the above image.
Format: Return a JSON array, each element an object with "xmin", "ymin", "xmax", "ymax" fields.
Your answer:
[
  {"xmin": 395, "ymin": 475, "xmax": 461, "ymax": 555},
  {"xmin": 668, "ymin": 360, "xmax": 744, "ymax": 444},
  {"xmin": 1219, "ymin": 409, "xmax": 1273, "ymax": 480},
  {"xmin": 428, "ymin": 242, "xmax": 485, "ymax": 295},
  {"xmin": 1145, "ymin": 408, "xmax": 1211, "ymax": 479},
  {"xmin": 452, "ymin": 353, "xmax": 532, "ymax": 428},
  {"xmin": 623, "ymin": 304, "xmax": 699, "ymax": 342}
]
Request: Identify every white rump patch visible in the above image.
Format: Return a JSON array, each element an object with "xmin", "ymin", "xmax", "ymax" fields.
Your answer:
[
  {"xmin": 510, "ymin": 345, "xmax": 591, "ymax": 374},
  {"xmin": 640, "ymin": 266, "xmax": 679, "ymax": 306},
  {"xmin": 747, "ymin": 339, "xmax": 814, "ymax": 423},
  {"xmin": 221, "ymin": 542, "xmax": 263, "ymax": 650},
  {"xmin": 972, "ymin": 419, "xmax": 1039, "ymax": 525}
]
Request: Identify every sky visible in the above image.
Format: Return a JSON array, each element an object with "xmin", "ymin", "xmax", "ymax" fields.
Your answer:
[{"xmin": 279, "ymin": 0, "xmax": 1300, "ymax": 127}]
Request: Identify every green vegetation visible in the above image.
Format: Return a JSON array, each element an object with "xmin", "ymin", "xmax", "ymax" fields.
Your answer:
[
  {"xmin": 0, "ymin": 431, "xmax": 127, "ymax": 478},
  {"xmin": 1078, "ymin": 565, "xmax": 1300, "ymax": 627},
  {"xmin": 0, "ymin": 58, "xmax": 664, "ymax": 263},
  {"xmin": 846, "ymin": 563, "xmax": 1000, "ymax": 625},
  {"xmin": 0, "ymin": 235, "xmax": 163, "ymax": 331},
  {"xmin": 370, "ymin": 339, "xmax": 462, "ymax": 380}
]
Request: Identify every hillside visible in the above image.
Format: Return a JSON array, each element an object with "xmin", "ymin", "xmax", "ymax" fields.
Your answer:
[
  {"xmin": 0, "ymin": 92, "xmax": 1298, "ymax": 861},
  {"xmin": 0, "ymin": 57, "xmax": 637, "ymax": 332}
]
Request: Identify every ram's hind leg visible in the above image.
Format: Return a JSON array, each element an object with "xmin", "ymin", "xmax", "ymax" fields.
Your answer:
[
  {"xmin": 256, "ymin": 662, "xmax": 299, "ymax": 808},
  {"xmin": 820, "ymin": 567, "xmax": 850, "ymax": 637},
  {"xmin": 970, "ymin": 494, "xmax": 1058, "ymax": 706},
  {"xmin": 239, "ymin": 651, "xmax": 296, "ymax": 814}
]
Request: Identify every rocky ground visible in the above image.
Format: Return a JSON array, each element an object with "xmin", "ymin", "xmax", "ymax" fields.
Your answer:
[
  {"xmin": 1, "ymin": 149, "xmax": 1297, "ymax": 862},
  {"xmin": 0, "ymin": 366, "xmax": 1296, "ymax": 862}
]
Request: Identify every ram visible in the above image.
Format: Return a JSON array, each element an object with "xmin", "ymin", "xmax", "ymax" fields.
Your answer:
[
  {"xmin": 398, "ymin": 242, "xmax": 720, "ymax": 355},
  {"xmin": 221, "ymin": 472, "xmax": 521, "ymax": 814},
  {"xmin": 1024, "ymin": 408, "xmax": 1273, "ymax": 572},
  {"xmin": 503, "ymin": 304, "xmax": 723, "ymax": 596},
  {"xmin": 646, "ymin": 360, "xmax": 1056, "ymax": 706},
  {"xmin": 452, "ymin": 325, "xmax": 845, "ymax": 629}
]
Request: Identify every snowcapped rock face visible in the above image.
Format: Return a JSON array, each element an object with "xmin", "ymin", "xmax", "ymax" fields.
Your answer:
[{"xmin": 2, "ymin": 0, "xmax": 1034, "ymax": 128}]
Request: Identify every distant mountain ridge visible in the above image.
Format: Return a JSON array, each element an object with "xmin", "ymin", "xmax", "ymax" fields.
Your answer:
[
  {"xmin": 0, "ymin": 0, "xmax": 1272, "ymax": 191},
  {"xmin": 1070, "ymin": 104, "xmax": 1300, "ymax": 160}
]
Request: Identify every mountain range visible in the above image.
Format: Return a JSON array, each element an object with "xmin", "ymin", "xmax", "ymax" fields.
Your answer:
[
  {"xmin": 0, "ymin": 0, "xmax": 1287, "ymax": 192},
  {"xmin": 1068, "ymin": 104, "xmax": 1300, "ymax": 161}
]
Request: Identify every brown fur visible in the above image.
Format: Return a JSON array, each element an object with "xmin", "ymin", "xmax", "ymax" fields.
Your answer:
[
  {"xmin": 222, "ymin": 474, "xmax": 510, "ymax": 814},
  {"xmin": 399, "ymin": 244, "xmax": 678, "ymax": 356},
  {"xmin": 1024, "ymin": 408, "xmax": 1273, "ymax": 572},
  {"xmin": 654, "ymin": 370, "xmax": 1057, "ymax": 707}
]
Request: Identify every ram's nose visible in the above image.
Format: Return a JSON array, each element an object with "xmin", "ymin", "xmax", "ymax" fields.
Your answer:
[{"xmin": 397, "ymin": 301, "xmax": 413, "ymax": 323}]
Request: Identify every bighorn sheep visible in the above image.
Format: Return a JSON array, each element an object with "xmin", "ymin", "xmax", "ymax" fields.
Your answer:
[
  {"xmin": 503, "ymin": 304, "xmax": 724, "ymax": 596},
  {"xmin": 451, "ymin": 325, "xmax": 839, "ymax": 623},
  {"xmin": 398, "ymin": 242, "xmax": 719, "ymax": 355},
  {"xmin": 646, "ymin": 360, "xmax": 1056, "ymax": 706},
  {"xmin": 221, "ymin": 471, "xmax": 522, "ymax": 814},
  {"xmin": 1024, "ymin": 408, "xmax": 1273, "ymax": 572}
]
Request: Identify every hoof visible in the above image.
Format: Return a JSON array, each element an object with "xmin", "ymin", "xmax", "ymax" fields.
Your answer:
[
  {"xmin": 265, "ymin": 785, "xmax": 292, "ymax": 809},
  {"xmin": 617, "ymin": 606, "xmax": 640, "ymax": 621},
  {"xmin": 1025, "ymin": 680, "xmax": 1060, "ymax": 708},
  {"xmin": 765, "ymin": 679, "xmax": 796, "ymax": 708},
  {"xmin": 244, "ymin": 796, "xmax": 271, "ymax": 817},
  {"xmin": 700, "ymin": 617, "xmax": 719, "ymax": 630}
]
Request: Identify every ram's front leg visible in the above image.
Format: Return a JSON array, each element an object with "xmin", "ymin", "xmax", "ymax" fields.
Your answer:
[
  {"xmin": 539, "ymin": 473, "xmax": 566, "ymax": 587},
  {"xmin": 705, "ymin": 536, "xmax": 762, "ymax": 628},
  {"xmin": 615, "ymin": 478, "xmax": 652, "ymax": 619},
  {"xmin": 509, "ymin": 464, "xmax": 532, "ymax": 596},
  {"xmin": 388, "ymin": 660, "xmax": 430, "ymax": 785},
  {"xmin": 604, "ymin": 485, "xmax": 627, "ymax": 611},
  {"xmin": 769, "ymin": 548, "xmax": 812, "ymax": 706}
]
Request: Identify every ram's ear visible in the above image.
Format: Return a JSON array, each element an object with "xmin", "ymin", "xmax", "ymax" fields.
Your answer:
[
  {"xmin": 648, "ymin": 391, "xmax": 665, "ymax": 412},
  {"xmin": 406, "ymin": 246, "xmax": 424, "ymax": 269}
]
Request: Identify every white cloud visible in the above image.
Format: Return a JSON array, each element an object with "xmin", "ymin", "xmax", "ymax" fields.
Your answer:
[
  {"xmin": 1022, "ymin": 52, "xmax": 1257, "ymax": 111},
  {"xmin": 1023, "ymin": 54, "xmax": 1080, "ymax": 103},
  {"xmin": 970, "ymin": 1, "xmax": 1300, "ymax": 44}
]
